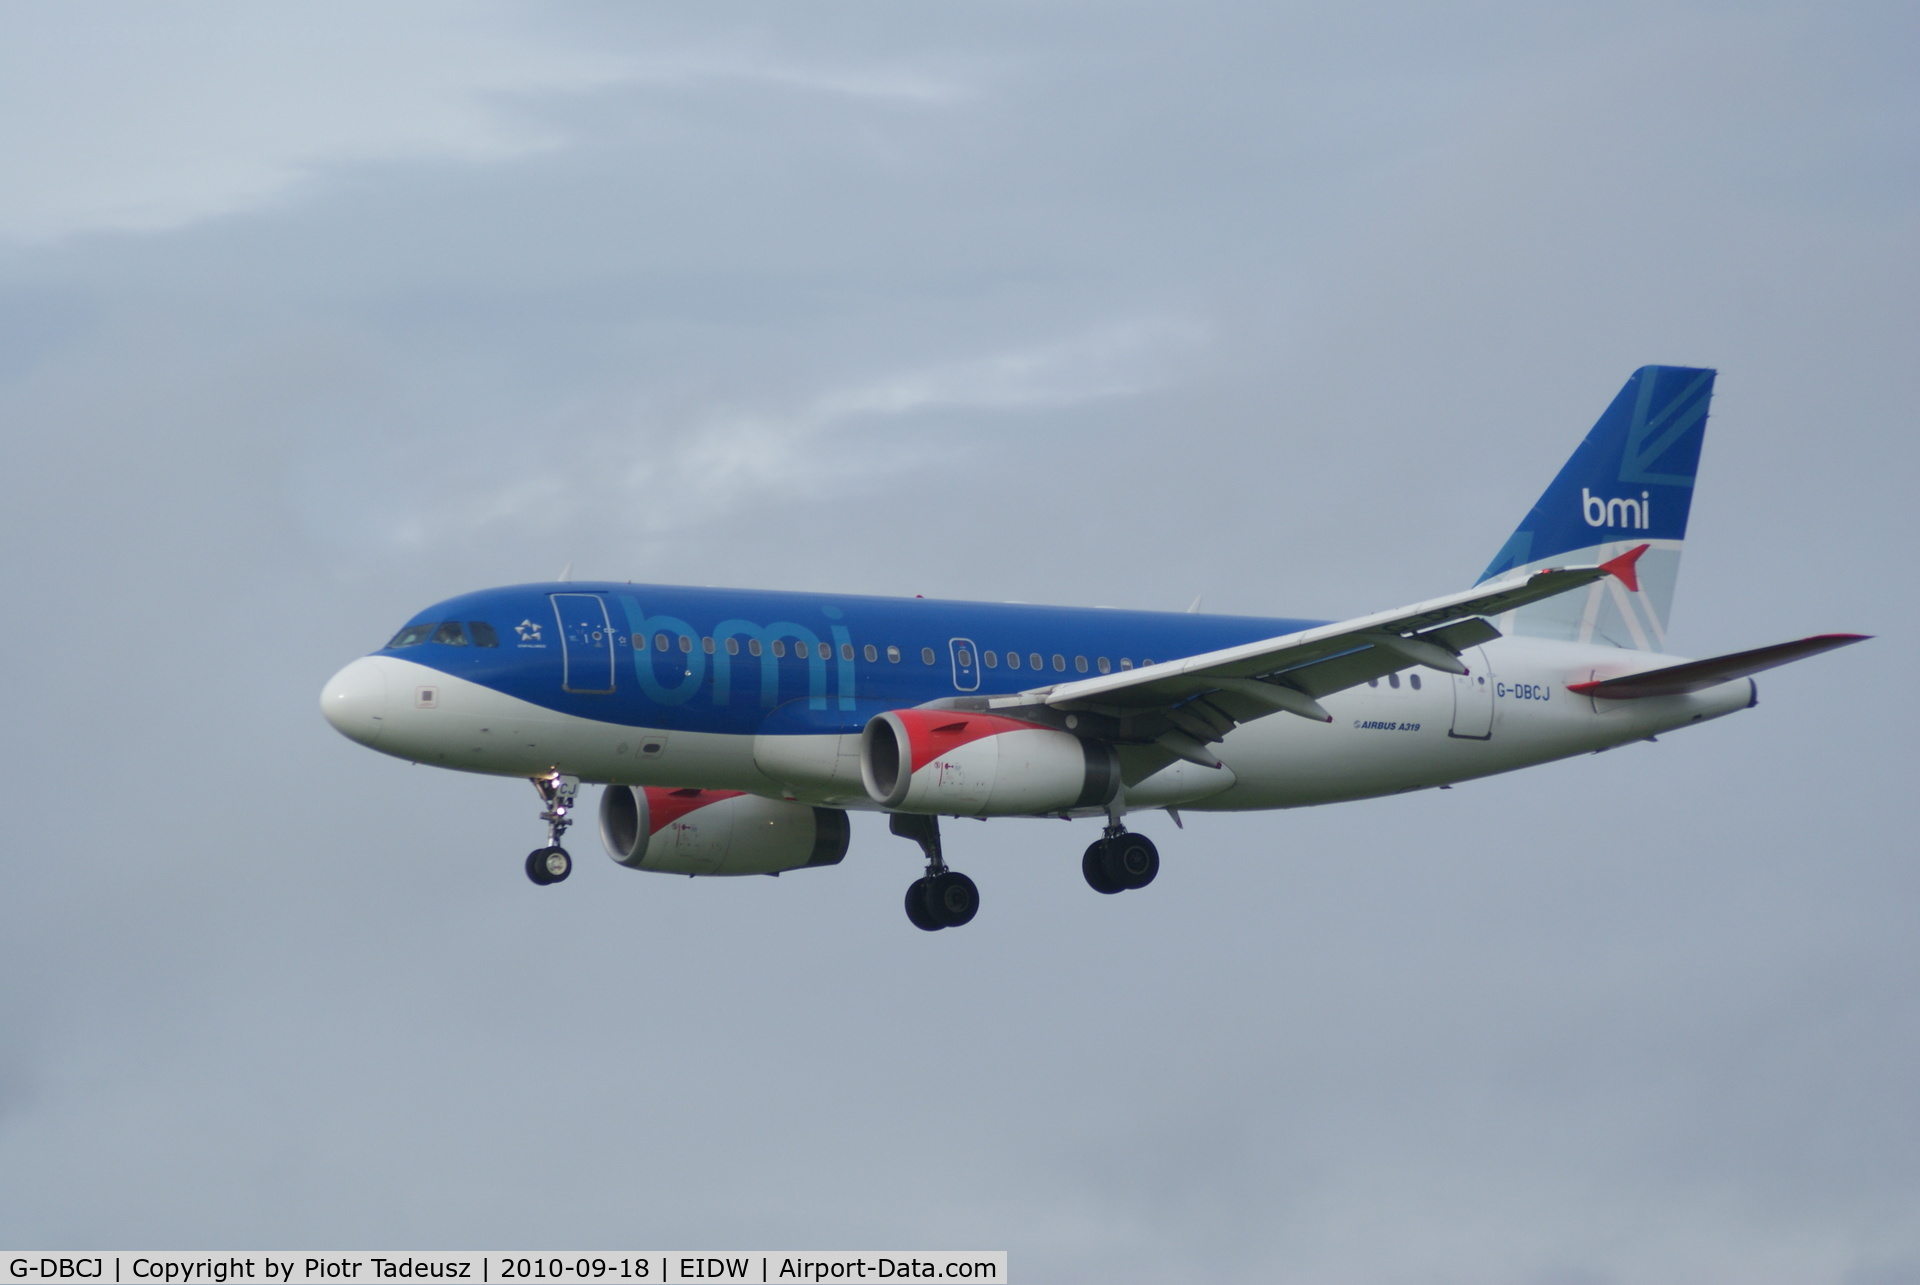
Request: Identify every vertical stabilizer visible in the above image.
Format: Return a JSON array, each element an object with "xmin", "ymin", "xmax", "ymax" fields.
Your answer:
[{"xmin": 1479, "ymin": 366, "xmax": 1715, "ymax": 651}]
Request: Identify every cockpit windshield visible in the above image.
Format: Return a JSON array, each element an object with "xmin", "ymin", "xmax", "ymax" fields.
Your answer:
[{"xmin": 387, "ymin": 619, "xmax": 500, "ymax": 649}]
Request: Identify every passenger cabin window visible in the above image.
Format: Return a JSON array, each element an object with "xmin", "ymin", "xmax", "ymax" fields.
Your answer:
[
  {"xmin": 703, "ymin": 637, "xmax": 715, "ymax": 654},
  {"xmin": 984, "ymin": 651, "xmax": 997, "ymax": 668},
  {"xmin": 864, "ymin": 644, "xmax": 878, "ymax": 662},
  {"xmin": 386, "ymin": 624, "xmax": 433, "ymax": 649},
  {"xmin": 887, "ymin": 645, "xmax": 901, "ymax": 663},
  {"xmin": 841, "ymin": 643, "xmax": 855, "ymax": 661},
  {"xmin": 792, "ymin": 641, "xmax": 808, "ymax": 658},
  {"xmin": 678, "ymin": 635, "xmax": 692, "ymax": 653},
  {"xmin": 1388, "ymin": 673, "xmax": 1400, "ymax": 688},
  {"xmin": 655, "ymin": 633, "xmax": 670, "ymax": 652},
  {"xmin": 1007, "ymin": 652, "xmax": 1021, "ymax": 670},
  {"xmin": 749, "ymin": 639, "xmax": 763, "ymax": 657},
  {"xmin": 1029, "ymin": 653, "xmax": 1043, "ymax": 670},
  {"xmin": 1097, "ymin": 657, "xmax": 1111, "ymax": 674},
  {"xmin": 1409, "ymin": 673, "xmax": 1422, "ymax": 690},
  {"xmin": 468, "ymin": 621, "xmax": 500, "ymax": 648},
  {"xmin": 1120, "ymin": 659, "xmax": 1133, "ymax": 671},
  {"xmin": 1074, "ymin": 655, "xmax": 1088, "ymax": 673},
  {"xmin": 727, "ymin": 638, "xmax": 741, "ymax": 656},
  {"xmin": 772, "ymin": 640, "xmax": 787, "ymax": 658},
  {"xmin": 957, "ymin": 648, "xmax": 972, "ymax": 667},
  {"xmin": 431, "ymin": 621, "xmax": 469, "ymax": 646},
  {"xmin": 921, "ymin": 647, "xmax": 936, "ymax": 665},
  {"xmin": 1052, "ymin": 654, "xmax": 1066, "ymax": 672}
]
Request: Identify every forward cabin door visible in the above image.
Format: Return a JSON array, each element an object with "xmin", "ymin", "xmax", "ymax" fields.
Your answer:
[
  {"xmin": 1449, "ymin": 645, "xmax": 1493, "ymax": 739},
  {"xmin": 949, "ymin": 638, "xmax": 980, "ymax": 692},
  {"xmin": 551, "ymin": 593, "xmax": 616, "ymax": 693}
]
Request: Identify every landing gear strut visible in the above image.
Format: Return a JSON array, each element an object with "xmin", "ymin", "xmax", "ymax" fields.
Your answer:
[
  {"xmin": 525, "ymin": 773, "xmax": 579, "ymax": 886},
  {"xmin": 1083, "ymin": 822, "xmax": 1159, "ymax": 894},
  {"xmin": 892, "ymin": 813, "xmax": 978, "ymax": 931}
]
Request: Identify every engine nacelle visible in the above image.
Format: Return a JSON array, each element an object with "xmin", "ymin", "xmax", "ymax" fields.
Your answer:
[
  {"xmin": 861, "ymin": 709, "xmax": 1120, "ymax": 816},
  {"xmin": 600, "ymin": 786, "xmax": 849, "ymax": 876}
]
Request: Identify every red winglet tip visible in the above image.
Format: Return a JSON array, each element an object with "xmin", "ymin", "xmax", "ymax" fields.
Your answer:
[{"xmin": 1599, "ymin": 543, "xmax": 1650, "ymax": 592}]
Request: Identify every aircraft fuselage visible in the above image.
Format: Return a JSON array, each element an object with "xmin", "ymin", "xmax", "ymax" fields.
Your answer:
[{"xmin": 322, "ymin": 580, "xmax": 1750, "ymax": 813}]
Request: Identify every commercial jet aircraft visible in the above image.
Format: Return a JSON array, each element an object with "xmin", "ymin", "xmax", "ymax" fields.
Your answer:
[{"xmin": 321, "ymin": 366, "xmax": 1863, "ymax": 930}]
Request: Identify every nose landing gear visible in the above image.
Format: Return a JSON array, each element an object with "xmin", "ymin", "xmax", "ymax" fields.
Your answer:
[
  {"xmin": 1083, "ymin": 824, "xmax": 1159, "ymax": 894},
  {"xmin": 525, "ymin": 773, "xmax": 579, "ymax": 886},
  {"xmin": 892, "ymin": 813, "xmax": 978, "ymax": 931}
]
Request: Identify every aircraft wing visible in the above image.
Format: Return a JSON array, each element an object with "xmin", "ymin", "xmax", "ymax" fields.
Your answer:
[
  {"xmin": 1567, "ymin": 633, "xmax": 1868, "ymax": 700},
  {"xmin": 976, "ymin": 545, "xmax": 1650, "ymax": 769}
]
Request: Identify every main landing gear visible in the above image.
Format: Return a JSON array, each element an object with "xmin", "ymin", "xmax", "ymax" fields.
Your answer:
[
  {"xmin": 525, "ymin": 773, "xmax": 579, "ymax": 886},
  {"xmin": 889, "ymin": 814, "xmax": 1161, "ymax": 925},
  {"xmin": 892, "ymin": 814, "xmax": 978, "ymax": 931},
  {"xmin": 1083, "ymin": 823, "xmax": 1159, "ymax": 895}
]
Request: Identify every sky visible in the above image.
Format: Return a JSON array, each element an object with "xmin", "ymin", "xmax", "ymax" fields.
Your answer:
[{"xmin": 0, "ymin": 3, "xmax": 1915, "ymax": 1280}]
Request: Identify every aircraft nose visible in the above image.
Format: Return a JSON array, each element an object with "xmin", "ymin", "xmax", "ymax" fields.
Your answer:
[{"xmin": 321, "ymin": 656, "xmax": 389, "ymax": 746}]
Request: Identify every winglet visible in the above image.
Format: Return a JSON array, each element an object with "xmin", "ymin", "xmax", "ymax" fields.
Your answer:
[{"xmin": 1599, "ymin": 543, "xmax": 1649, "ymax": 593}]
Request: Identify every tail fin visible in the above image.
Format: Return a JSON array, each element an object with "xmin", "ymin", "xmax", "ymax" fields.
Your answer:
[{"xmin": 1479, "ymin": 365, "xmax": 1715, "ymax": 651}]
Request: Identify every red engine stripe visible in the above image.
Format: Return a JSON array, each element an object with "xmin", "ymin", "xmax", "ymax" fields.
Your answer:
[
  {"xmin": 644, "ymin": 786, "xmax": 746, "ymax": 833},
  {"xmin": 889, "ymin": 708, "xmax": 1052, "ymax": 775}
]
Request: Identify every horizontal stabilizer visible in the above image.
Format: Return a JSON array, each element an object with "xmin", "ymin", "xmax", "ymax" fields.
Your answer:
[{"xmin": 1567, "ymin": 633, "xmax": 1868, "ymax": 700}]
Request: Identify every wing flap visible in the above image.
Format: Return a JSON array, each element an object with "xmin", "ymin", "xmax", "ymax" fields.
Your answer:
[{"xmin": 1567, "ymin": 633, "xmax": 1868, "ymax": 700}]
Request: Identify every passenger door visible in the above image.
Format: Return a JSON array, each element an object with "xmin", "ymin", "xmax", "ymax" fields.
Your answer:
[
  {"xmin": 551, "ymin": 593, "xmax": 616, "ymax": 693},
  {"xmin": 1448, "ymin": 646, "xmax": 1493, "ymax": 739},
  {"xmin": 949, "ymin": 638, "xmax": 980, "ymax": 692}
]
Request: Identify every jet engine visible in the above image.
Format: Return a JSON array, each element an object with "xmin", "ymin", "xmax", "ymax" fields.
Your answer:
[
  {"xmin": 600, "ymin": 786, "xmax": 849, "ymax": 876},
  {"xmin": 861, "ymin": 709, "xmax": 1119, "ymax": 816}
]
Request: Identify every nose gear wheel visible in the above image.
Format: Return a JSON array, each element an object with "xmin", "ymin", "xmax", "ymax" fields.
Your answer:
[
  {"xmin": 526, "ymin": 846, "xmax": 572, "ymax": 885},
  {"xmin": 525, "ymin": 773, "xmax": 580, "ymax": 887}
]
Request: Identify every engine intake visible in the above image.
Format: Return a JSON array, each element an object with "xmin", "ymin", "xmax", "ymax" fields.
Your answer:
[
  {"xmin": 600, "ymin": 787, "xmax": 849, "ymax": 876},
  {"xmin": 861, "ymin": 709, "xmax": 1119, "ymax": 815}
]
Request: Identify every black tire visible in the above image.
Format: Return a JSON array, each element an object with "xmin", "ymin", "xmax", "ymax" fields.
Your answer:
[
  {"xmin": 526, "ymin": 846, "xmax": 570, "ymax": 886},
  {"xmin": 904, "ymin": 877, "xmax": 941, "ymax": 931},
  {"xmin": 928, "ymin": 871, "xmax": 979, "ymax": 927},
  {"xmin": 1105, "ymin": 833, "xmax": 1159, "ymax": 890},
  {"xmin": 1082, "ymin": 840, "xmax": 1123, "ymax": 894}
]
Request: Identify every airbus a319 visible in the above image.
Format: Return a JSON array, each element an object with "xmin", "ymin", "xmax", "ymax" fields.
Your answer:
[{"xmin": 321, "ymin": 367, "xmax": 1863, "ymax": 930}]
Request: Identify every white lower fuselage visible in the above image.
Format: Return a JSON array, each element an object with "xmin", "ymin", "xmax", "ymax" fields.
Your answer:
[{"xmin": 327, "ymin": 636, "xmax": 1753, "ymax": 816}]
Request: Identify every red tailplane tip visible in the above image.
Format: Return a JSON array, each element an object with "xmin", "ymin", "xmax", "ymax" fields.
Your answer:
[{"xmin": 1599, "ymin": 543, "xmax": 1650, "ymax": 592}]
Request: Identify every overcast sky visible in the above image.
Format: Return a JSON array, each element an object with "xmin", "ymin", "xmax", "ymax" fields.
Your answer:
[{"xmin": 1, "ymin": 4, "xmax": 1915, "ymax": 1281}]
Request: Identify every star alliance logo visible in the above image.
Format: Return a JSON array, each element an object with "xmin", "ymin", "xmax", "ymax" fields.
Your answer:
[{"xmin": 515, "ymin": 619, "xmax": 543, "ymax": 642}]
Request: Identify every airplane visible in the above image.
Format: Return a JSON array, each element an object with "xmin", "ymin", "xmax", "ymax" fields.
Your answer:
[{"xmin": 320, "ymin": 366, "xmax": 1865, "ymax": 930}]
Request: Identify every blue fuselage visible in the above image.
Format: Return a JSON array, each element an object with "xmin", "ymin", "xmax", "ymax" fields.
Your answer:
[{"xmin": 384, "ymin": 581, "xmax": 1326, "ymax": 738}]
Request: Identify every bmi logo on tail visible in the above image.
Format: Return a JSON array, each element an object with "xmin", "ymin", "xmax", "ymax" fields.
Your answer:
[{"xmin": 1582, "ymin": 487, "xmax": 1651, "ymax": 529}]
